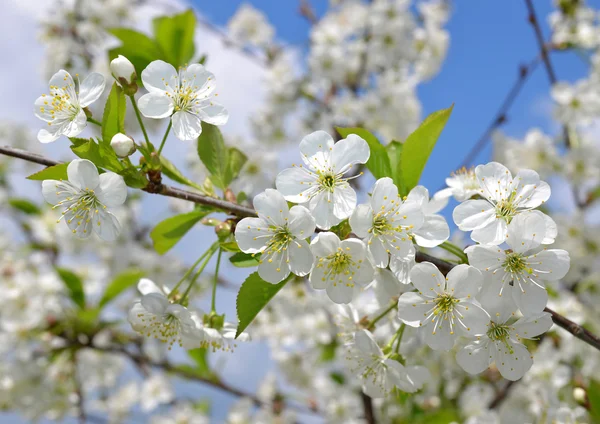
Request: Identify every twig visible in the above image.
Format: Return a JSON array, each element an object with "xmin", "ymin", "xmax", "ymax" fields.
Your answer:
[
  {"xmin": 299, "ymin": 0, "xmax": 318, "ymax": 25},
  {"xmin": 360, "ymin": 392, "xmax": 376, "ymax": 424},
  {"xmin": 2, "ymin": 145, "xmax": 600, "ymax": 353},
  {"xmin": 488, "ymin": 380, "xmax": 516, "ymax": 409}
]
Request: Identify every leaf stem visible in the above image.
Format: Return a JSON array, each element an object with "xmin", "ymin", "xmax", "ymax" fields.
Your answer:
[
  {"xmin": 128, "ymin": 95, "xmax": 154, "ymax": 151},
  {"xmin": 438, "ymin": 241, "xmax": 468, "ymax": 263},
  {"xmin": 172, "ymin": 243, "xmax": 217, "ymax": 297},
  {"xmin": 369, "ymin": 301, "xmax": 398, "ymax": 329},
  {"xmin": 87, "ymin": 117, "xmax": 102, "ymax": 127},
  {"xmin": 157, "ymin": 120, "xmax": 172, "ymax": 156},
  {"xmin": 181, "ymin": 244, "xmax": 218, "ymax": 303},
  {"xmin": 211, "ymin": 248, "xmax": 223, "ymax": 313}
]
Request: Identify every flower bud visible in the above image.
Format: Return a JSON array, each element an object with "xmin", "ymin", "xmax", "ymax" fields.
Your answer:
[
  {"xmin": 110, "ymin": 133, "xmax": 135, "ymax": 158},
  {"xmin": 110, "ymin": 55, "xmax": 138, "ymax": 94},
  {"xmin": 573, "ymin": 387, "xmax": 586, "ymax": 404}
]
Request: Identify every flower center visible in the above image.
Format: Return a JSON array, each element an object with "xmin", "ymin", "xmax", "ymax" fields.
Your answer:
[
  {"xmin": 266, "ymin": 226, "xmax": 293, "ymax": 254},
  {"xmin": 486, "ymin": 321, "xmax": 510, "ymax": 342},
  {"xmin": 503, "ymin": 252, "xmax": 531, "ymax": 275},
  {"xmin": 318, "ymin": 173, "xmax": 337, "ymax": 192},
  {"xmin": 372, "ymin": 215, "xmax": 394, "ymax": 236},
  {"xmin": 326, "ymin": 250, "xmax": 352, "ymax": 275},
  {"xmin": 495, "ymin": 198, "xmax": 517, "ymax": 222},
  {"xmin": 53, "ymin": 184, "xmax": 107, "ymax": 235},
  {"xmin": 433, "ymin": 293, "xmax": 459, "ymax": 317}
]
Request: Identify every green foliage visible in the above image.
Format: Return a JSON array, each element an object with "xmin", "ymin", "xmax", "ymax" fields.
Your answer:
[
  {"xmin": 98, "ymin": 268, "xmax": 145, "ymax": 308},
  {"xmin": 102, "ymin": 83, "xmax": 126, "ymax": 144},
  {"xmin": 56, "ymin": 268, "xmax": 85, "ymax": 309},
  {"xmin": 219, "ymin": 240, "xmax": 240, "ymax": 252},
  {"xmin": 336, "ymin": 127, "xmax": 392, "ymax": 180},
  {"xmin": 329, "ymin": 220, "xmax": 352, "ymax": 239},
  {"xmin": 319, "ymin": 339, "xmax": 338, "ymax": 362},
  {"xmin": 235, "ymin": 272, "xmax": 292, "ymax": 338},
  {"xmin": 26, "ymin": 163, "xmax": 69, "ymax": 181},
  {"xmin": 386, "ymin": 140, "xmax": 404, "ymax": 190},
  {"xmin": 229, "ymin": 252, "xmax": 261, "ymax": 268},
  {"xmin": 187, "ymin": 348, "xmax": 212, "ymax": 378},
  {"xmin": 153, "ymin": 10, "xmax": 196, "ymax": 68},
  {"xmin": 224, "ymin": 147, "xmax": 248, "ymax": 189},
  {"xmin": 160, "ymin": 155, "xmax": 204, "ymax": 191},
  {"xmin": 117, "ymin": 168, "xmax": 148, "ymax": 189},
  {"xmin": 8, "ymin": 198, "xmax": 41, "ymax": 215},
  {"xmin": 589, "ymin": 380, "xmax": 600, "ymax": 422},
  {"xmin": 70, "ymin": 138, "xmax": 124, "ymax": 173},
  {"xmin": 399, "ymin": 105, "xmax": 453, "ymax": 193},
  {"xmin": 109, "ymin": 10, "xmax": 198, "ymax": 78},
  {"xmin": 150, "ymin": 209, "xmax": 212, "ymax": 254}
]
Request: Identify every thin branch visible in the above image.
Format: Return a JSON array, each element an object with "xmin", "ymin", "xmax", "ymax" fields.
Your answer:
[
  {"xmin": 488, "ymin": 380, "xmax": 516, "ymax": 409},
  {"xmin": 2, "ymin": 145, "xmax": 600, "ymax": 352},
  {"xmin": 360, "ymin": 392, "xmax": 377, "ymax": 424}
]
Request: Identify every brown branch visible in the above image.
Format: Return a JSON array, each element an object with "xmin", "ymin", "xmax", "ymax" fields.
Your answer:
[
  {"xmin": 360, "ymin": 392, "xmax": 376, "ymax": 424},
  {"xmin": 544, "ymin": 307, "xmax": 600, "ymax": 351},
  {"xmin": 488, "ymin": 380, "xmax": 516, "ymax": 409}
]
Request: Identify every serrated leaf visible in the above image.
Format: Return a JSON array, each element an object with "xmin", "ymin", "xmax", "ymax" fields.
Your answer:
[
  {"xmin": 98, "ymin": 268, "xmax": 145, "ymax": 308},
  {"xmin": 235, "ymin": 272, "xmax": 292, "ymax": 338},
  {"xmin": 9, "ymin": 198, "xmax": 41, "ymax": 215},
  {"xmin": 102, "ymin": 83, "xmax": 126, "ymax": 144},
  {"xmin": 152, "ymin": 9, "xmax": 196, "ymax": 68},
  {"xmin": 150, "ymin": 209, "xmax": 211, "ymax": 254},
  {"xmin": 222, "ymin": 147, "xmax": 248, "ymax": 188},
  {"xmin": 118, "ymin": 168, "xmax": 148, "ymax": 189},
  {"xmin": 400, "ymin": 105, "xmax": 453, "ymax": 193},
  {"xmin": 160, "ymin": 155, "xmax": 203, "ymax": 190},
  {"xmin": 197, "ymin": 123, "xmax": 228, "ymax": 189},
  {"xmin": 336, "ymin": 127, "xmax": 391, "ymax": 179},
  {"xmin": 108, "ymin": 29, "xmax": 163, "ymax": 80},
  {"xmin": 229, "ymin": 252, "xmax": 261, "ymax": 268},
  {"xmin": 57, "ymin": 268, "xmax": 85, "ymax": 309},
  {"xmin": 26, "ymin": 163, "xmax": 68, "ymax": 181},
  {"xmin": 71, "ymin": 139, "xmax": 124, "ymax": 173}
]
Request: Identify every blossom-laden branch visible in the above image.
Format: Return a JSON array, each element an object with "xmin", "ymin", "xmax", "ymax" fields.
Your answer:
[{"xmin": 0, "ymin": 144, "xmax": 599, "ymax": 353}]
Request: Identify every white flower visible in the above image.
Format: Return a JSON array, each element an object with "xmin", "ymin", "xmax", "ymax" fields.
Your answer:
[
  {"xmin": 110, "ymin": 55, "xmax": 136, "ymax": 85},
  {"xmin": 452, "ymin": 162, "xmax": 555, "ymax": 245},
  {"xmin": 110, "ymin": 132, "xmax": 135, "ymax": 157},
  {"xmin": 139, "ymin": 374, "xmax": 174, "ymax": 412},
  {"xmin": 235, "ymin": 189, "xmax": 315, "ymax": 283},
  {"xmin": 405, "ymin": 185, "xmax": 450, "ymax": 247},
  {"xmin": 440, "ymin": 167, "xmax": 480, "ymax": 201},
  {"xmin": 276, "ymin": 131, "xmax": 370, "ymax": 229},
  {"xmin": 202, "ymin": 322, "xmax": 250, "ymax": 353},
  {"xmin": 42, "ymin": 159, "xmax": 127, "ymax": 241},
  {"xmin": 465, "ymin": 212, "xmax": 570, "ymax": 316},
  {"xmin": 138, "ymin": 60, "xmax": 229, "ymax": 141},
  {"xmin": 349, "ymin": 329, "xmax": 430, "ymax": 397},
  {"xmin": 349, "ymin": 177, "xmax": 424, "ymax": 268},
  {"xmin": 456, "ymin": 296, "xmax": 553, "ymax": 381},
  {"xmin": 127, "ymin": 279, "xmax": 202, "ymax": 349},
  {"xmin": 228, "ymin": 3, "xmax": 275, "ymax": 46},
  {"xmin": 309, "ymin": 232, "xmax": 374, "ymax": 304},
  {"xmin": 34, "ymin": 69, "xmax": 105, "ymax": 143},
  {"xmin": 397, "ymin": 262, "xmax": 489, "ymax": 351}
]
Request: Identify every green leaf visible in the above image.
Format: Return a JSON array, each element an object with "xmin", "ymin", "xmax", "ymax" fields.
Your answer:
[
  {"xmin": 329, "ymin": 220, "xmax": 352, "ymax": 240},
  {"xmin": 235, "ymin": 272, "xmax": 292, "ymax": 338},
  {"xmin": 9, "ymin": 198, "xmax": 41, "ymax": 215},
  {"xmin": 197, "ymin": 123, "xmax": 228, "ymax": 189},
  {"xmin": 187, "ymin": 348, "xmax": 211, "ymax": 377},
  {"xmin": 102, "ymin": 83, "xmax": 126, "ymax": 144},
  {"xmin": 56, "ymin": 268, "xmax": 85, "ymax": 309},
  {"xmin": 118, "ymin": 168, "xmax": 148, "ymax": 189},
  {"xmin": 99, "ymin": 268, "xmax": 145, "ymax": 308},
  {"xmin": 229, "ymin": 252, "xmax": 260, "ymax": 268},
  {"xmin": 219, "ymin": 240, "xmax": 240, "ymax": 252},
  {"xmin": 108, "ymin": 29, "xmax": 163, "ymax": 79},
  {"xmin": 150, "ymin": 209, "xmax": 211, "ymax": 254},
  {"xmin": 160, "ymin": 155, "xmax": 203, "ymax": 190},
  {"xmin": 26, "ymin": 163, "xmax": 68, "ymax": 181},
  {"xmin": 336, "ymin": 127, "xmax": 391, "ymax": 179},
  {"xmin": 589, "ymin": 380, "xmax": 600, "ymax": 422},
  {"xmin": 152, "ymin": 10, "xmax": 196, "ymax": 68},
  {"xmin": 386, "ymin": 140, "xmax": 404, "ymax": 190},
  {"xmin": 319, "ymin": 339, "xmax": 338, "ymax": 362},
  {"xmin": 223, "ymin": 147, "xmax": 248, "ymax": 187},
  {"xmin": 400, "ymin": 105, "xmax": 453, "ymax": 193},
  {"xmin": 71, "ymin": 139, "xmax": 124, "ymax": 173}
]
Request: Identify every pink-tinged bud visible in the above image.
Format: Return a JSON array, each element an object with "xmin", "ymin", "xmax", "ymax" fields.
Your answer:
[{"xmin": 110, "ymin": 133, "xmax": 135, "ymax": 157}]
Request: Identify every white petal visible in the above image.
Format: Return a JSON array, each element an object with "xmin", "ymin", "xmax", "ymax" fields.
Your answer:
[
  {"xmin": 427, "ymin": 190, "xmax": 450, "ymax": 214},
  {"xmin": 332, "ymin": 134, "xmax": 370, "ymax": 174},
  {"xmin": 34, "ymin": 95, "xmax": 55, "ymax": 122},
  {"xmin": 141, "ymin": 60, "xmax": 177, "ymax": 93},
  {"xmin": 341, "ymin": 238, "xmax": 368, "ymax": 261},
  {"xmin": 275, "ymin": 167, "xmax": 316, "ymax": 204},
  {"xmin": 68, "ymin": 159, "xmax": 99, "ymax": 190},
  {"xmin": 513, "ymin": 312, "xmax": 553, "ymax": 340},
  {"xmin": 309, "ymin": 263, "xmax": 328, "ymax": 289},
  {"xmin": 349, "ymin": 204, "xmax": 373, "ymax": 238},
  {"xmin": 395, "ymin": 201, "xmax": 425, "ymax": 229},
  {"xmin": 511, "ymin": 282, "xmax": 548, "ymax": 317},
  {"xmin": 332, "ymin": 183, "xmax": 357, "ymax": 220},
  {"xmin": 372, "ymin": 268, "xmax": 403, "ymax": 303},
  {"xmin": 455, "ymin": 302, "xmax": 490, "ymax": 336},
  {"xmin": 406, "ymin": 185, "xmax": 429, "ymax": 208},
  {"xmin": 368, "ymin": 236, "xmax": 389, "ymax": 268},
  {"xmin": 506, "ymin": 212, "xmax": 547, "ymax": 253},
  {"xmin": 78, "ymin": 73, "xmax": 106, "ymax": 107},
  {"xmin": 353, "ymin": 257, "xmax": 375, "ymax": 285},
  {"xmin": 402, "ymin": 365, "xmax": 430, "ymax": 392},
  {"xmin": 138, "ymin": 92, "xmax": 174, "ymax": 119},
  {"xmin": 529, "ymin": 249, "xmax": 570, "ymax": 281},
  {"xmin": 515, "ymin": 180, "xmax": 550, "ymax": 209},
  {"xmin": 234, "ymin": 217, "xmax": 269, "ymax": 253},
  {"xmin": 425, "ymin": 319, "xmax": 455, "ymax": 351},
  {"xmin": 253, "ymin": 189, "xmax": 289, "ymax": 227},
  {"xmin": 452, "ymin": 200, "xmax": 496, "ymax": 231},
  {"xmin": 326, "ymin": 280, "xmax": 355, "ymax": 304},
  {"xmin": 409, "ymin": 262, "xmax": 445, "ymax": 296},
  {"xmin": 397, "ymin": 292, "xmax": 432, "ymax": 327},
  {"xmin": 310, "ymin": 232, "xmax": 340, "ymax": 257},
  {"xmin": 446, "ymin": 265, "xmax": 482, "ymax": 299},
  {"xmin": 299, "ymin": 130, "xmax": 334, "ymax": 169},
  {"xmin": 475, "ymin": 162, "xmax": 512, "ymax": 202},
  {"xmin": 97, "ymin": 172, "xmax": 127, "ymax": 207},
  {"xmin": 493, "ymin": 341, "xmax": 533, "ymax": 381},
  {"xmin": 465, "ymin": 245, "xmax": 504, "ymax": 272},
  {"xmin": 49, "ymin": 69, "xmax": 74, "ymax": 90},
  {"xmin": 288, "ymin": 205, "xmax": 315, "ymax": 238},
  {"xmin": 288, "ymin": 239, "xmax": 313, "ymax": 277},
  {"xmin": 196, "ymin": 102, "xmax": 229, "ymax": 126},
  {"xmin": 456, "ymin": 342, "xmax": 492, "ymax": 375},
  {"xmin": 471, "ymin": 219, "xmax": 508, "ymax": 246},
  {"xmin": 65, "ymin": 209, "xmax": 93, "ymax": 238},
  {"xmin": 371, "ymin": 177, "xmax": 399, "ymax": 212},
  {"xmin": 141, "ymin": 293, "xmax": 169, "ymax": 315},
  {"xmin": 93, "ymin": 208, "xmax": 122, "ymax": 241},
  {"xmin": 389, "ymin": 251, "xmax": 415, "ymax": 284},
  {"xmin": 37, "ymin": 124, "xmax": 65, "ymax": 143},
  {"xmin": 258, "ymin": 250, "xmax": 290, "ymax": 283},
  {"xmin": 540, "ymin": 212, "xmax": 557, "ymax": 244},
  {"xmin": 354, "ymin": 329, "xmax": 383, "ymax": 357},
  {"xmin": 63, "ymin": 109, "xmax": 87, "ymax": 137},
  {"xmin": 42, "ymin": 180, "xmax": 76, "ymax": 205},
  {"xmin": 138, "ymin": 278, "xmax": 163, "ymax": 295},
  {"xmin": 309, "ymin": 191, "xmax": 339, "ymax": 230},
  {"xmin": 172, "ymin": 111, "xmax": 202, "ymax": 141},
  {"xmin": 413, "ymin": 214, "xmax": 449, "ymax": 247}
]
